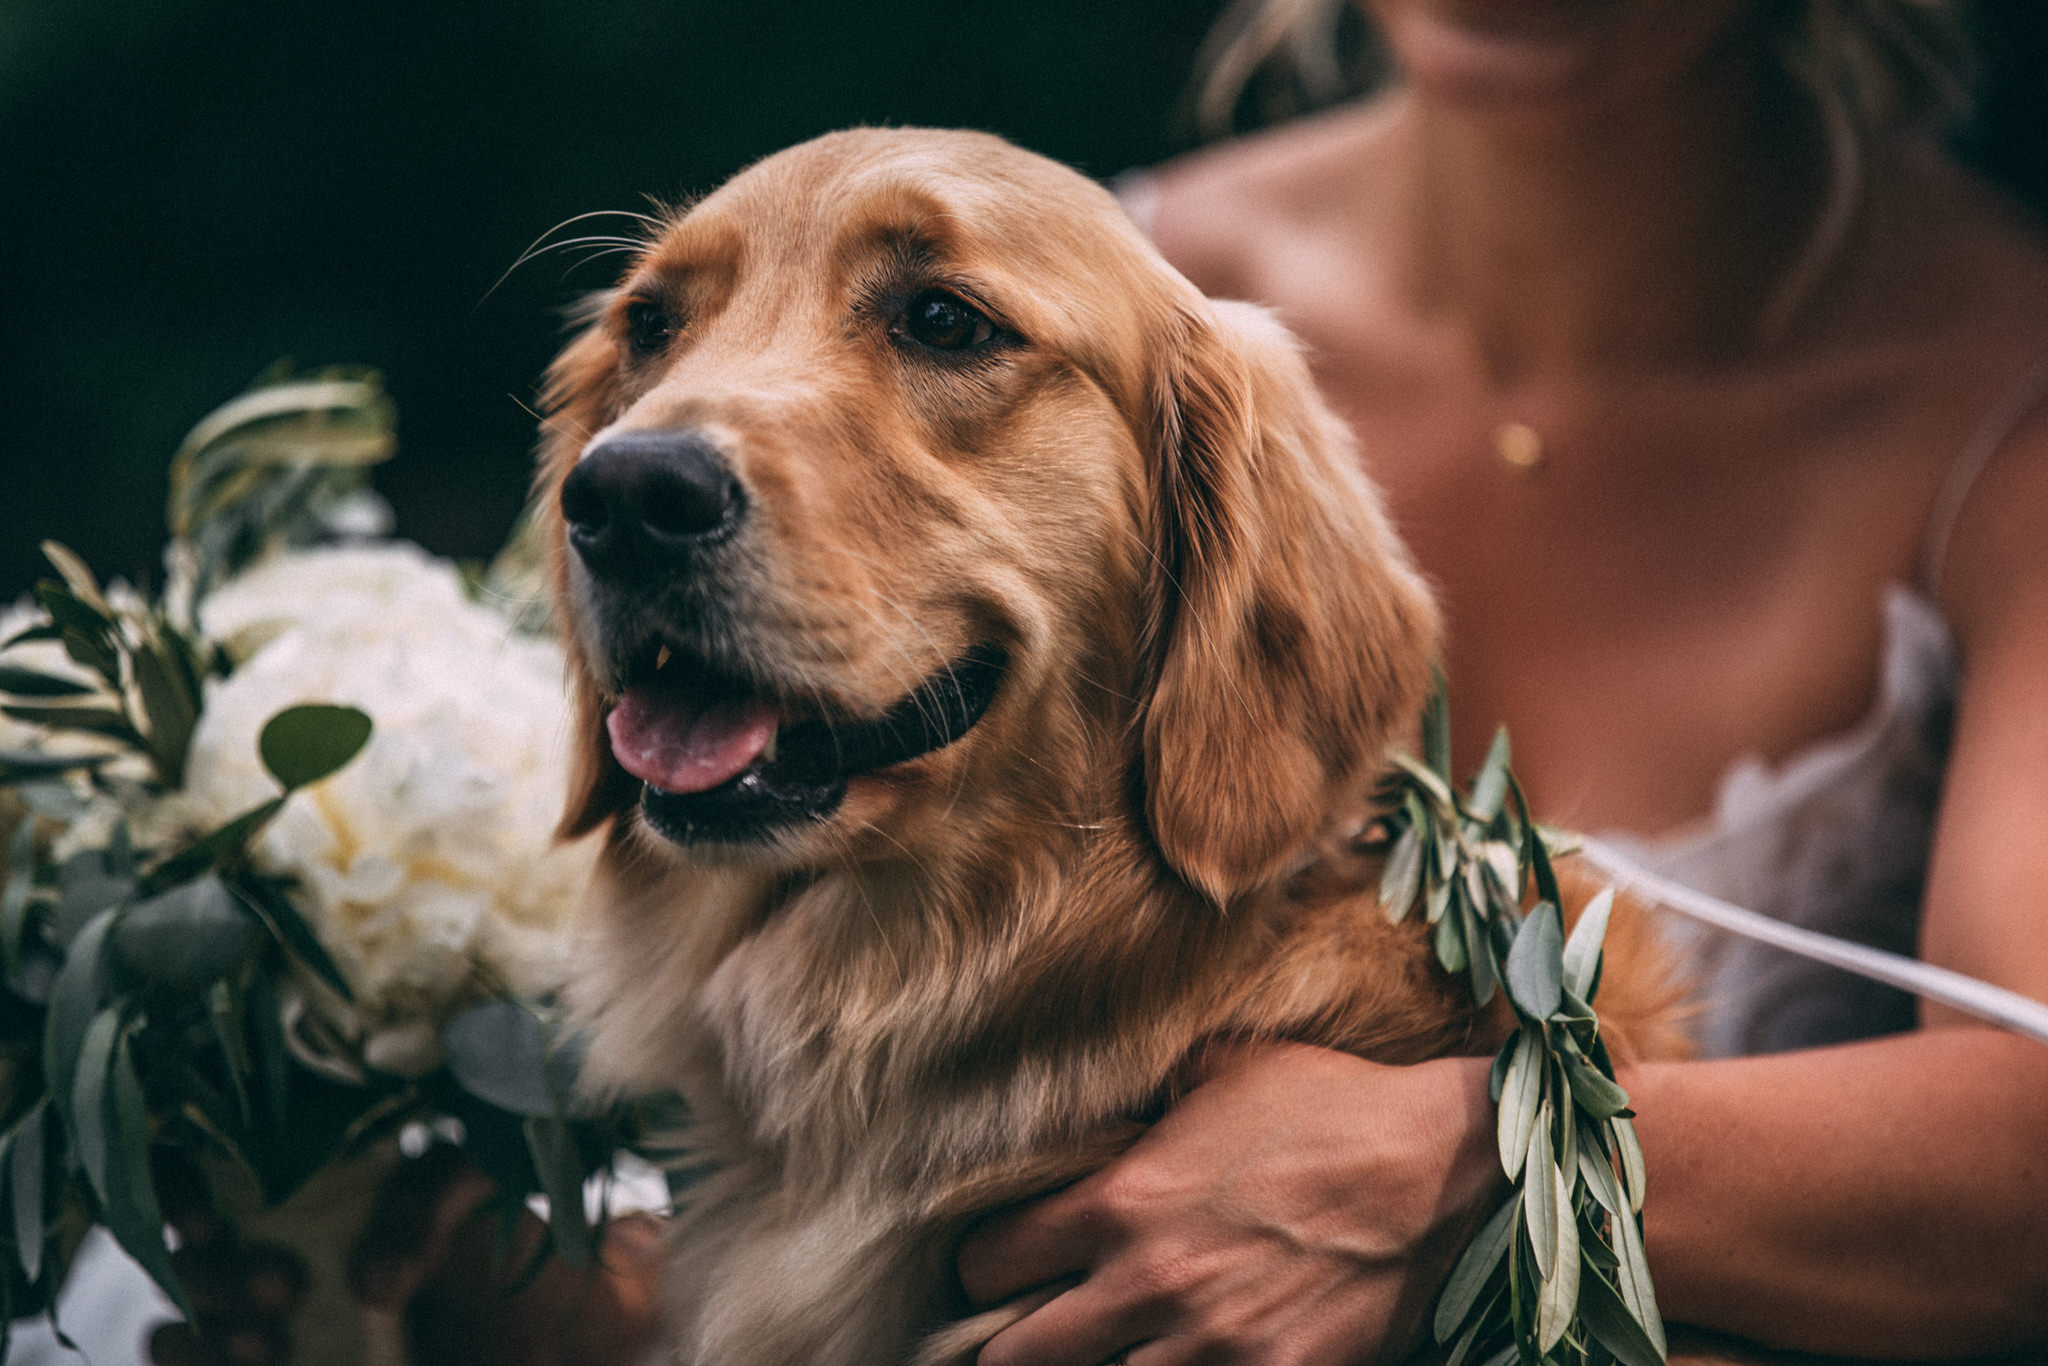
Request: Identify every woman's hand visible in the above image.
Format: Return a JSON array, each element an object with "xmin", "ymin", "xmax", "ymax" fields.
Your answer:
[{"xmin": 957, "ymin": 1043, "xmax": 1502, "ymax": 1366}]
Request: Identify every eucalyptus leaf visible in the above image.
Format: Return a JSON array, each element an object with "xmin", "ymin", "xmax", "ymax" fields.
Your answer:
[
  {"xmin": 1434, "ymin": 1190, "xmax": 1520, "ymax": 1342},
  {"xmin": 1504, "ymin": 900, "xmax": 1564, "ymax": 1021},
  {"xmin": 1424, "ymin": 873, "xmax": 1452, "ymax": 928},
  {"xmin": 0, "ymin": 666, "xmax": 95, "ymax": 699},
  {"xmin": 56, "ymin": 858, "xmax": 134, "ymax": 946},
  {"xmin": 1391, "ymin": 752, "xmax": 1454, "ymax": 811},
  {"xmin": 445, "ymin": 1001, "xmax": 573, "ymax": 1117},
  {"xmin": 7, "ymin": 1105, "xmax": 46, "ymax": 1284},
  {"xmin": 1379, "ymin": 825, "xmax": 1423, "ymax": 922},
  {"xmin": 1487, "ymin": 1032, "xmax": 1517, "ymax": 1105},
  {"xmin": 246, "ymin": 967, "xmax": 290, "ymax": 1136},
  {"xmin": 141, "ymin": 796, "xmax": 285, "ymax": 894},
  {"xmin": 1497, "ymin": 1025, "xmax": 1542, "ymax": 1179},
  {"xmin": 258, "ymin": 704, "xmax": 372, "ymax": 792},
  {"xmin": 1563, "ymin": 887, "xmax": 1615, "ymax": 1002},
  {"xmin": 1534, "ymin": 1157, "xmax": 1580, "ymax": 1352},
  {"xmin": 1468, "ymin": 727, "xmax": 1511, "ymax": 822},
  {"xmin": 42, "ymin": 907, "xmax": 116, "ymax": 1109},
  {"xmin": 233, "ymin": 878, "xmax": 352, "ymax": 1001},
  {"xmin": 69, "ymin": 1007, "xmax": 123, "ymax": 1207},
  {"xmin": 111, "ymin": 876, "xmax": 263, "ymax": 995},
  {"xmin": 1524, "ymin": 1101, "xmax": 1558, "ymax": 1278},
  {"xmin": 524, "ymin": 1114, "xmax": 594, "ymax": 1269},
  {"xmin": 209, "ymin": 978, "xmax": 254, "ymax": 1126},
  {"xmin": 107, "ymin": 1031, "xmax": 197, "ymax": 1322}
]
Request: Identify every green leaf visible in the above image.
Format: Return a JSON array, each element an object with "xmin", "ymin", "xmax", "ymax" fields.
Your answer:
[
  {"xmin": 1563, "ymin": 887, "xmax": 1615, "ymax": 1002},
  {"xmin": 1390, "ymin": 752, "xmax": 1454, "ymax": 812},
  {"xmin": 258, "ymin": 704, "xmax": 372, "ymax": 792},
  {"xmin": 0, "ymin": 666, "xmax": 95, "ymax": 699},
  {"xmin": 445, "ymin": 1001, "xmax": 572, "ymax": 1117},
  {"xmin": 1610, "ymin": 1195, "xmax": 1667, "ymax": 1357},
  {"xmin": 1434, "ymin": 897, "xmax": 1469, "ymax": 975},
  {"xmin": 1462, "ymin": 890, "xmax": 1498, "ymax": 1009},
  {"xmin": 1434, "ymin": 1191, "xmax": 1520, "ymax": 1342},
  {"xmin": 1487, "ymin": 1031, "xmax": 1517, "ymax": 1105},
  {"xmin": 1534, "ymin": 1156, "xmax": 1579, "ymax": 1352},
  {"xmin": 110, "ymin": 875, "xmax": 264, "ymax": 995},
  {"xmin": 6, "ymin": 1105, "xmax": 47, "ymax": 1284},
  {"xmin": 106, "ymin": 1030, "xmax": 196, "ymax": 1322},
  {"xmin": 1579, "ymin": 1262, "xmax": 1666, "ymax": 1366},
  {"xmin": 209, "ymin": 978, "xmax": 254, "ymax": 1127},
  {"xmin": 1504, "ymin": 900, "xmax": 1564, "ymax": 1021},
  {"xmin": 38, "ymin": 543, "xmax": 111, "ymax": 619},
  {"xmin": 0, "ymin": 749, "xmax": 113, "ymax": 784},
  {"xmin": 69, "ymin": 1007, "xmax": 123, "ymax": 1207},
  {"xmin": 1575, "ymin": 1120, "xmax": 1628, "ymax": 1218},
  {"xmin": 131, "ymin": 637, "xmax": 198, "ymax": 785},
  {"xmin": 1379, "ymin": 825, "xmax": 1423, "ymax": 922},
  {"xmin": 42, "ymin": 907, "xmax": 116, "ymax": 1111},
  {"xmin": 1468, "ymin": 727, "xmax": 1511, "ymax": 822},
  {"xmin": 1497, "ymin": 1025, "xmax": 1543, "ymax": 1179},
  {"xmin": 1566, "ymin": 1057, "xmax": 1633, "ymax": 1121},
  {"xmin": 1524, "ymin": 1100, "xmax": 1559, "ymax": 1278},
  {"xmin": 1422, "ymin": 669, "xmax": 1451, "ymax": 779},
  {"xmin": 1610, "ymin": 1115, "xmax": 1647, "ymax": 1214},
  {"xmin": 232, "ymin": 878, "xmax": 352, "ymax": 1001},
  {"xmin": 524, "ymin": 1114, "xmax": 594, "ymax": 1269},
  {"xmin": 1, "ymin": 622, "xmax": 63, "ymax": 650},
  {"xmin": 2, "ymin": 820, "xmax": 35, "ymax": 984},
  {"xmin": 246, "ymin": 967, "xmax": 290, "ymax": 1135},
  {"xmin": 0, "ymin": 704, "xmax": 141, "ymax": 747},
  {"xmin": 140, "ymin": 796, "xmax": 285, "ymax": 894}
]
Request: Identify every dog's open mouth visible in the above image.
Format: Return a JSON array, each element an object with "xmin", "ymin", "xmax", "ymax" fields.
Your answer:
[{"xmin": 606, "ymin": 643, "xmax": 1007, "ymax": 843}]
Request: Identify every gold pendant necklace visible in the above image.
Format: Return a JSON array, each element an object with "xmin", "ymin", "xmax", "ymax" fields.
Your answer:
[{"xmin": 1493, "ymin": 421, "xmax": 1544, "ymax": 473}]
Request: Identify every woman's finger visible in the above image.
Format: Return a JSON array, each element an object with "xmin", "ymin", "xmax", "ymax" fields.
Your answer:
[
  {"xmin": 958, "ymin": 1182, "xmax": 1114, "ymax": 1307},
  {"xmin": 975, "ymin": 1274, "xmax": 1158, "ymax": 1366}
]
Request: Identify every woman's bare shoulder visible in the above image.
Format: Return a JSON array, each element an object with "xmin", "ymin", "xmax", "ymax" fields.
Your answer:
[{"xmin": 1135, "ymin": 100, "xmax": 1401, "ymax": 300}]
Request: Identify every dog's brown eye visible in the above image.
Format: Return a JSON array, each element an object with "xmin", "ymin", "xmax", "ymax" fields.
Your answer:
[
  {"xmin": 623, "ymin": 299, "xmax": 676, "ymax": 355},
  {"xmin": 901, "ymin": 290, "xmax": 995, "ymax": 352}
]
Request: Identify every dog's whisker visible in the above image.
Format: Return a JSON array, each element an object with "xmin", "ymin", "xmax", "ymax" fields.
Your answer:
[{"xmin": 479, "ymin": 213, "xmax": 659, "ymax": 307}]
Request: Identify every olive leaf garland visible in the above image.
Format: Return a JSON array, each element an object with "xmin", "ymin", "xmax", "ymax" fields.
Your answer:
[{"xmin": 1378, "ymin": 689, "xmax": 1667, "ymax": 1366}]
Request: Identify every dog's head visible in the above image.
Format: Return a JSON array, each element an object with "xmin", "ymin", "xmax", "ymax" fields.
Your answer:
[{"xmin": 541, "ymin": 128, "xmax": 1437, "ymax": 901}]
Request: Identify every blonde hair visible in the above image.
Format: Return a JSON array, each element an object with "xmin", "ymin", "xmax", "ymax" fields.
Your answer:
[
  {"xmin": 1192, "ymin": 0, "xmax": 1973, "ymax": 333},
  {"xmin": 1194, "ymin": 0, "xmax": 1971, "ymax": 136}
]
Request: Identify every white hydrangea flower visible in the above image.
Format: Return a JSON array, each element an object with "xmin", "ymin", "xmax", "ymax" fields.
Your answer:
[{"xmin": 170, "ymin": 543, "xmax": 595, "ymax": 1072}]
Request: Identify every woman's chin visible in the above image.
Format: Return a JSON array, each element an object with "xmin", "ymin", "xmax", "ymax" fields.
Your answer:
[{"xmin": 1369, "ymin": 0, "xmax": 1753, "ymax": 114}]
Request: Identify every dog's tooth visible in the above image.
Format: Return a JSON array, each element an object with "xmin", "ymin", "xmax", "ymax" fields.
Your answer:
[
  {"xmin": 655, "ymin": 644, "xmax": 673, "ymax": 672},
  {"xmin": 762, "ymin": 728, "xmax": 778, "ymax": 763}
]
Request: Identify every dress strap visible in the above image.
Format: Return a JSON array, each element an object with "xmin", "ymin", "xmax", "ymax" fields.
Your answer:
[{"xmin": 1919, "ymin": 354, "xmax": 2048, "ymax": 594}]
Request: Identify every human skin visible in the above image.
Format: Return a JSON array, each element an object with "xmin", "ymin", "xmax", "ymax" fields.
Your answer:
[{"xmin": 958, "ymin": 1, "xmax": 2048, "ymax": 1361}]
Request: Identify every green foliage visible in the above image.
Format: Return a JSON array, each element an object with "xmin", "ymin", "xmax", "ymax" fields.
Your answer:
[
  {"xmin": 0, "ymin": 369, "xmax": 646, "ymax": 1329},
  {"xmin": 1381, "ymin": 714, "xmax": 1667, "ymax": 1365}
]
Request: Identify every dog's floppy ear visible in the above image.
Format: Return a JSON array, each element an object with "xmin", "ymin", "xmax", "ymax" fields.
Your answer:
[
  {"xmin": 1142, "ymin": 299, "xmax": 1439, "ymax": 902},
  {"xmin": 538, "ymin": 315, "xmax": 641, "ymax": 840}
]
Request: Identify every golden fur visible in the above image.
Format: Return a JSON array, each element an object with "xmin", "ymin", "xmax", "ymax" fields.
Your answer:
[{"xmin": 539, "ymin": 128, "xmax": 1685, "ymax": 1365}]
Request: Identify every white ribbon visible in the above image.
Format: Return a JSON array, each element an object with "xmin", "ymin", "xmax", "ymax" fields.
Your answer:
[{"xmin": 1576, "ymin": 837, "xmax": 2048, "ymax": 1049}]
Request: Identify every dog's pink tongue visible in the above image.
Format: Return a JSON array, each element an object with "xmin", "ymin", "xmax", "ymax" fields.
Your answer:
[{"xmin": 607, "ymin": 685, "xmax": 778, "ymax": 793}]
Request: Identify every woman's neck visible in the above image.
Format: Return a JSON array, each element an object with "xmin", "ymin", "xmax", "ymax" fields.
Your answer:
[{"xmin": 1385, "ymin": 38, "xmax": 1828, "ymax": 380}]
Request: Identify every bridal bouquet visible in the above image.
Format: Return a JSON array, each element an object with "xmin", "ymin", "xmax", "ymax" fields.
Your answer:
[{"xmin": 0, "ymin": 369, "xmax": 665, "ymax": 1345}]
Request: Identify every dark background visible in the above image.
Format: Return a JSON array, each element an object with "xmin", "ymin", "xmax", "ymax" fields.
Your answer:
[{"xmin": 2, "ymin": 2, "xmax": 2044, "ymax": 601}]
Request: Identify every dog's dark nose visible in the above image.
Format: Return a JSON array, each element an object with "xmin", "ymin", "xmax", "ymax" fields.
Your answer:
[{"xmin": 561, "ymin": 431, "xmax": 744, "ymax": 572}]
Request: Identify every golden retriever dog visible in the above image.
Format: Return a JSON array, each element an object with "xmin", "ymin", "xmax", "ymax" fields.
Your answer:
[{"xmin": 539, "ymin": 127, "xmax": 1681, "ymax": 1366}]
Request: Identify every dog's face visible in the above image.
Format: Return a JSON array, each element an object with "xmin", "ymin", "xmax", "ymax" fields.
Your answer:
[{"xmin": 542, "ymin": 129, "xmax": 1438, "ymax": 899}]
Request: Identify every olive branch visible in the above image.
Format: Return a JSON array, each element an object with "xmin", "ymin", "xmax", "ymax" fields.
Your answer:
[{"xmin": 1378, "ymin": 688, "xmax": 1666, "ymax": 1366}]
